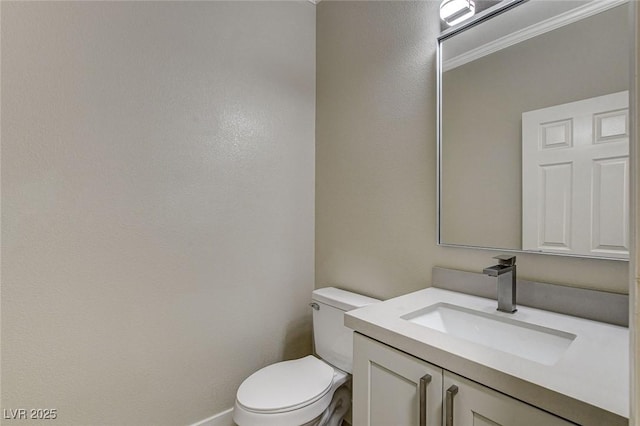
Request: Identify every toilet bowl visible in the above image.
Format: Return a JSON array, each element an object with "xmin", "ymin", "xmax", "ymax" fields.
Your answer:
[
  {"xmin": 233, "ymin": 288, "xmax": 379, "ymax": 426},
  {"xmin": 233, "ymin": 356, "xmax": 349, "ymax": 426}
]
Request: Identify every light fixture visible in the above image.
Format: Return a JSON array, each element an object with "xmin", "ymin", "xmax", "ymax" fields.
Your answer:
[{"xmin": 440, "ymin": 0, "xmax": 476, "ymax": 27}]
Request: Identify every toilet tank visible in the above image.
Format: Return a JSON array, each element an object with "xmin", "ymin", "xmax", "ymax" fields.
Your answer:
[{"xmin": 311, "ymin": 287, "xmax": 379, "ymax": 373}]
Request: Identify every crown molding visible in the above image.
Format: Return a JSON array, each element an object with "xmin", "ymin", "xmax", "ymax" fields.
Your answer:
[{"xmin": 443, "ymin": 0, "xmax": 628, "ymax": 72}]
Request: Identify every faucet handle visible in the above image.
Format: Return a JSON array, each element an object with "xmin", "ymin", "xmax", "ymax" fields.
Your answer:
[{"xmin": 493, "ymin": 254, "xmax": 516, "ymax": 266}]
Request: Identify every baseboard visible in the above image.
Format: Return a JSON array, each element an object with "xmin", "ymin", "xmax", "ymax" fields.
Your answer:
[{"xmin": 189, "ymin": 407, "xmax": 234, "ymax": 426}]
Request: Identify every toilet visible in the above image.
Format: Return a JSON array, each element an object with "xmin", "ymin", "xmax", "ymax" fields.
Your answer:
[{"xmin": 233, "ymin": 287, "xmax": 379, "ymax": 426}]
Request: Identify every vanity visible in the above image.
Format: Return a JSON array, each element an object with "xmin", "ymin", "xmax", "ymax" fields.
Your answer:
[
  {"xmin": 343, "ymin": 1, "xmax": 633, "ymax": 423},
  {"xmin": 346, "ymin": 1, "xmax": 633, "ymax": 423},
  {"xmin": 345, "ymin": 280, "xmax": 629, "ymax": 425}
]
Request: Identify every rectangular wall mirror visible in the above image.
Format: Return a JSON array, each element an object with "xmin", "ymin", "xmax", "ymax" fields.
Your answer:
[{"xmin": 437, "ymin": 0, "xmax": 630, "ymax": 260}]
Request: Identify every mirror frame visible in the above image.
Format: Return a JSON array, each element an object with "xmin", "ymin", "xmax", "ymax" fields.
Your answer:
[{"xmin": 436, "ymin": 0, "xmax": 630, "ymax": 261}]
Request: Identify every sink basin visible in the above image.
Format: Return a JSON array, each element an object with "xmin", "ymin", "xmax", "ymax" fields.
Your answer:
[{"xmin": 401, "ymin": 303, "xmax": 576, "ymax": 365}]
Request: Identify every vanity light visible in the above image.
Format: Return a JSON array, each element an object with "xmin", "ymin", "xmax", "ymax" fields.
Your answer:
[{"xmin": 440, "ymin": 0, "xmax": 476, "ymax": 27}]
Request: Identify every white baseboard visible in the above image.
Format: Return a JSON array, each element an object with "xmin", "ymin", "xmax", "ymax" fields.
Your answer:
[{"xmin": 189, "ymin": 407, "xmax": 234, "ymax": 426}]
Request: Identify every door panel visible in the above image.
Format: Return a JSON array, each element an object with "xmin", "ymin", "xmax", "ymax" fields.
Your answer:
[
  {"xmin": 353, "ymin": 334, "xmax": 443, "ymax": 426},
  {"xmin": 443, "ymin": 371, "xmax": 574, "ymax": 426},
  {"xmin": 538, "ymin": 162, "xmax": 573, "ymax": 250},
  {"xmin": 591, "ymin": 156, "xmax": 629, "ymax": 254}
]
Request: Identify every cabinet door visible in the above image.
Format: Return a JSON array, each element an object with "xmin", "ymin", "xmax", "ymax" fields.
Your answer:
[
  {"xmin": 443, "ymin": 371, "xmax": 575, "ymax": 426},
  {"xmin": 353, "ymin": 333, "xmax": 443, "ymax": 426}
]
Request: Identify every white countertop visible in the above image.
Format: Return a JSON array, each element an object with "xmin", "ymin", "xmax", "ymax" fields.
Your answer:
[{"xmin": 345, "ymin": 287, "xmax": 629, "ymax": 425}]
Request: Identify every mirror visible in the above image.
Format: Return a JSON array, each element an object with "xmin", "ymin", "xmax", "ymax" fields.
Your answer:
[{"xmin": 438, "ymin": 0, "xmax": 630, "ymax": 260}]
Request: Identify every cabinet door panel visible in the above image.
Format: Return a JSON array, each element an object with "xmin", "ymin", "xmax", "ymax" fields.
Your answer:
[
  {"xmin": 353, "ymin": 334, "xmax": 443, "ymax": 426},
  {"xmin": 472, "ymin": 413, "xmax": 501, "ymax": 426},
  {"xmin": 369, "ymin": 362, "xmax": 423, "ymax": 425},
  {"xmin": 443, "ymin": 371, "xmax": 575, "ymax": 426}
]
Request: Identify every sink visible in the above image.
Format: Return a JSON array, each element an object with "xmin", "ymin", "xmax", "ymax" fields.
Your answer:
[{"xmin": 401, "ymin": 303, "xmax": 576, "ymax": 365}]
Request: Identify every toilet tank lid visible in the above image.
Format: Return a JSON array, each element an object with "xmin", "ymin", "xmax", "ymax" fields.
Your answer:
[{"xmin": 312, "ymin": 287, "xmax": 380, "ymax": 311}]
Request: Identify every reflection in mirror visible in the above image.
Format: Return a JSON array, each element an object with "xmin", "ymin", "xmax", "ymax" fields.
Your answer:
[{"xmin": 438, "ymin": 0, "xmax": 630, "ymax": 260}]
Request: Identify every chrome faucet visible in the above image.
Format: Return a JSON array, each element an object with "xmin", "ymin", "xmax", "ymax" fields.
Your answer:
[{"xmin": 483, "ymin": 255, "xmax": 517, "ymax": 313}]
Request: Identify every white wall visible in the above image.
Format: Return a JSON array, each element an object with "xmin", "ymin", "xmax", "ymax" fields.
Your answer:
[
  {"xmin": 316, "ymin": 1, "xmax": 628, "ymax": 301},
  {"xmin": 1, "ymin": 2, "xmax": 315, "ymax": 425}
]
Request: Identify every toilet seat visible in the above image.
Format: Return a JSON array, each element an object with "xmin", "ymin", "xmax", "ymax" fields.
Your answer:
[{"xmin": 236, "ymin": 355, "xmax": 335, "ymax": 414}]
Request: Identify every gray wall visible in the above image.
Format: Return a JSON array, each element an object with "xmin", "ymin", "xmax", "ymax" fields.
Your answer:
[
  {"xmin": 316, "ymin": 0, "xmax": 628, "ymax": 300},
  {"xmin": 441, "ymin": 4, "xmax": 629, "ymax": 249},
  {"xmin": 1, "ymin": 2, "xmax": 315, "ymax": 425}
]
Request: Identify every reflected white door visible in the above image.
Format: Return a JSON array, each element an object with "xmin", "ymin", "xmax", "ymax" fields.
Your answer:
[{"xmin": 522, "ymin": 91, "xmax": 629, "ymax": 258}]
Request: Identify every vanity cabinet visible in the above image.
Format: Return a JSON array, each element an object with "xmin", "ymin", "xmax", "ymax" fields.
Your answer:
[
  {"xmin": 353, "ymin": 333, "xmax": 574, "ymax": 426},
  {"xmin": 352, "ymin": 332, "xmax": 443, "ymax": 425}
]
